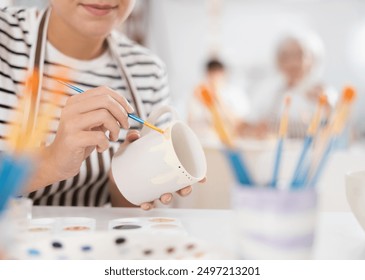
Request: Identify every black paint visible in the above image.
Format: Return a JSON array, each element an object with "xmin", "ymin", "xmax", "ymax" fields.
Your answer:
[
  {"xmin": 52, "ymin": 241, "xmax": 63, "ymax": 249},
  {"xmin": 115, "ymin": 237, "xmax": 127, "ymax": 245},
  {"xmin": 113, "ymin": 224, "xmax": 141, "ymax": 230},
  {"xmin": 143, "ymin": 249, "xmax": 153, "ymax": 256}
]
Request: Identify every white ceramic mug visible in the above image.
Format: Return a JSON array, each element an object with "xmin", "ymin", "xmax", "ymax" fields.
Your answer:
[
  {"xmin": 112, "ymin": 105, "xmax": 207, "ymax": 205},
  {"xmin": 346, "ymin": 170, "xmax": 365, "ymax": 232}
]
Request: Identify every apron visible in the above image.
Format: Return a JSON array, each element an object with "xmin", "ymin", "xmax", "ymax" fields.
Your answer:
[{"xmin": 23, "ymin": 8, "xmax": 146, "ymax": 138}]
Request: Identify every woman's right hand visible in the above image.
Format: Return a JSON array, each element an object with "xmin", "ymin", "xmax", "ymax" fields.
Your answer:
[{"xmin": 32, "ymin": 86, "xmax": 134, "ymax": 189}]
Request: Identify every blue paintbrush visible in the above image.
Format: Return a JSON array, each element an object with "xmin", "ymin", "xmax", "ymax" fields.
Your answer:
[
  {"xmin": 0, "ymin": 154, "xmax": 32, "ymax": 214},
  {"xmin": 270, "ymin": 96, "xmax": 291, "ymax": 188},
  {"xmin": 291, "ymin": 95, "xmax": 327, "ymax": 189},
  {"xmin": 57, "ymin": 80, "xmax": 164, "ymax": 134}
]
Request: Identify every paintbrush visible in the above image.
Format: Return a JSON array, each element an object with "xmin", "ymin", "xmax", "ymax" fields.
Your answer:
[
  {"xmin": 307, "ymin": 87, "xmax": 356, "ymax": 187},
  {"xmin": 0, "ymin": 155, "xmax": 32, "ymax": 213},
  {"xmin": 0, "ymin": 72, "xmax": 48, "ymax": 213},
  {"xmin": 199, "ymin": 86, "xmax": 253, "ymax": 186},
  {"xmin": 57, "ymin": 81, "xmax": 164, "ymax": 134},
  {"xmin": 199, "ymin": 86, "xmax": 234, "ymax": 147},
  {"xmin": 270, "ymin": 96, "xmax": 291, "ymax": 188},
  {"xmin": 291, "ymin": 95, "xmax": 328, "ymax": 189}
]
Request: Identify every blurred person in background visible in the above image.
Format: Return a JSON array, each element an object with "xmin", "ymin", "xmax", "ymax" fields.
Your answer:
[
  {"xmin": 250, "ymin": 30, "xmax": 337, "ymax": 138},
  {"xmin": 188, "ymin": 59, "xmax": 252, "ymax": 144}
]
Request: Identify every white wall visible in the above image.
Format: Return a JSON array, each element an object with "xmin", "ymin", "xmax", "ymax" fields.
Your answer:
[
  {"xmin": 1, "ymin": 0, "xmax": 13, "ymax": 7},
  {"xmin": 12, "ymin": 0, "xmax": 47, "ymax": 8},
  {"xmin": 146, "ymin": 0, "xmax": 365, "ymax": 130},
  {"xmin": 6, "ymin": 0, "xmax": 365, "ymax": 132}
]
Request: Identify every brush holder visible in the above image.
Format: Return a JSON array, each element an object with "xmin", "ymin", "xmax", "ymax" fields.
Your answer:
[
  {"xmin": 346, "ymin": 170, "xmax": 365, "ymax": 233},
  {"xmin": 232, "ymin": 185, "xmax": 318, "ymax": 259}
]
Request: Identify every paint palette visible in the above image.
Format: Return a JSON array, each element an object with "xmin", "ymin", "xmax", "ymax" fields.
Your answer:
[
  {"xmin": 28, "ymin": 218, "xmax": 56, "ymax": 233},
  {"xmin": 27, "ymin": 217, "xmax": 96, "ymax": 235},
  {"xmin": 58, "ymin": 217, "xmax": 95, "ymax": 232},
  {"xmin": 12, "ymin": 231, "xmax": 233, "ymax": 260},
  {"xmin": 108, "ymin": 217, "xmax": 186, "ymax": 235}
]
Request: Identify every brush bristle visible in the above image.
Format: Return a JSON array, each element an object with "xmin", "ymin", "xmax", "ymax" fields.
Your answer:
[
  {"xmin": 318, "ymin": 94, "xmax": 328, "ymax": 106},
  {"xmin": 200, "ymin": 87, "xmax": 214, "ymax": 106},
  {"xmin": 342, "ymin": 86, "xmax": 356, "ymax": 103}
]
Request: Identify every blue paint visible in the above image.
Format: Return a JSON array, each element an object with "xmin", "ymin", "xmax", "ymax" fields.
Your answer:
[
  {"xmin": 27, "ymin": 248, "xmax": 40, "ymax": 256},
  {"xmin": 81, "ymin": 245, "xmax": 92, "ymax": 252}
]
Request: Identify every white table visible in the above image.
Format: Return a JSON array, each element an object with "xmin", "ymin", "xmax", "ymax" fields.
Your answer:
[{"xmin": 32, "ymin": 206, "xmax": 365, "ymax": 260}]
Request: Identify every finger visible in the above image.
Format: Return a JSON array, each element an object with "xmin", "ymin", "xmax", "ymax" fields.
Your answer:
[
  {"xmin": 160, "ymin": 193, "xmax": 173, "ymax": 205},
  {"xmin": 65, "ymin": 94, "xmax": 130, "ymax": 129},
  {"xmin": 67, "ymin": 86, "xmax": 134, "ymax": 113},
  {"xmin": 73, "ymin": 109, "xmax": 121, "ymax": 141},
  {"xmin": 125, "ymin": 130, "xmax": 140, "ymax": 143},
  {"xmin": 177, "ymin": 186, "xmax": 192, "ymax": 197},
  {"xmin": 73, "ymin": 131, "xmax": 110, "ymax": 153},
  {"xmin": 141, "ymin": 202, "xmax": 153, "ymax": 211},
  {"xmin": 199, "ymin": 177, "xmax": 207, "ymax": 183}
]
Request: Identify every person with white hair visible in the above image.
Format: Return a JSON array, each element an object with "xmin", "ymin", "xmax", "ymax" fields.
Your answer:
[{"xmin": 250, "ymin": 30, "xmax": 337, "ymax": 138}]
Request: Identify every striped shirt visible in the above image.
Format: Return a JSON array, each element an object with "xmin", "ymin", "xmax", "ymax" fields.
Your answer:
[{"xmin": 0, "ymin": 7, "xmax": 170, "ymax": 206}]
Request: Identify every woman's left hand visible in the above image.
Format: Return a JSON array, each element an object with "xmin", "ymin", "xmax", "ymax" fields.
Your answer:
[{"xmin": 140, "ymin": 177, "xmax": 206, "ymax": 211}]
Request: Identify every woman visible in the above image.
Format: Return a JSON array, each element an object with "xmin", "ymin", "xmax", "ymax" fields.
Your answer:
[
  {"xmin": 250, "ymin": 31, "xmax": 337, "ymax": 138},
  {"xmin": 0, "ymin": 1, "xmax": 198, "ymax": 209}
]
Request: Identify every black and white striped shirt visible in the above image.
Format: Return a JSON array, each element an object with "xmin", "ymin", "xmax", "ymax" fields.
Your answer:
[{"xmin": 0, "ymin": 7, "xmax": 170, "ymax": 206}]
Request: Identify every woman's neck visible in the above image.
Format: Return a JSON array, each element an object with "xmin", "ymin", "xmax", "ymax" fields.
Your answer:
[{"xmin": 47, "ymin": 10, "xmax": 107, "ymax": 60}]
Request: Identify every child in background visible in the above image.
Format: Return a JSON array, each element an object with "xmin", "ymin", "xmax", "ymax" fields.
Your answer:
[{"xmin": 188, "ymin": 59, "xmax": 252, "ymax": 144}]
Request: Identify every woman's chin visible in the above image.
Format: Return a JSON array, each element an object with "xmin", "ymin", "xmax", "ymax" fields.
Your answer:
[{"xmin": 77, "ymin": 24, "xmax": 115, "ymax": 39}]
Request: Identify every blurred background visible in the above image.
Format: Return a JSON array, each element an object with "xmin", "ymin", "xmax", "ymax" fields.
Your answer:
[
  {"xmin": 3, "ymin": 0, "xmax": 365, "ymax": 210},
  {"xmin": 5, "ymin": 0, "xmax": 365, "ymax": 129}
]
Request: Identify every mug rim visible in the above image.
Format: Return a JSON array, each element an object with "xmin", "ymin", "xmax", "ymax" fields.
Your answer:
[
  {"xmin": 166, "ymin": 120, "xmax": 207, "ymax": 180},
  {"xmin": 346, "ymin": 169, "xmax": 365, "ymax": 179}
]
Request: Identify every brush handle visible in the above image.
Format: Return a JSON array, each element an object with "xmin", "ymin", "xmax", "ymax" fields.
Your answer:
[
  {"xmin": 127, "ymin": 113, "xmax": 144, "ymax": 125},
  {"xmin": 58, "ymin": 81, "xmax": 84, "ymax": 93},
  {"xmin": 0, "ymin": 155, "xmax": 32, "ymax": 213},
  {"xmin": 270, "ymin": 139, "xmax": 284, "ymax": 188},
  {"xmin": 290, "ymin": 136, "xmax": 313, "ymax": 189},
  {"xmin": 308, "ymin": 137, "xmax": 335, "ymax": 187},
  {"xmin": 225, "ymin": 149, "xmax": 253, "ymax": 186}
]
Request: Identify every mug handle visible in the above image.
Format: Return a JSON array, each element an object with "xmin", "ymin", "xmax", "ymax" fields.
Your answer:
[{"xmin": 140, "ymin": 105, "xmax": 179, "ymax": 137}]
